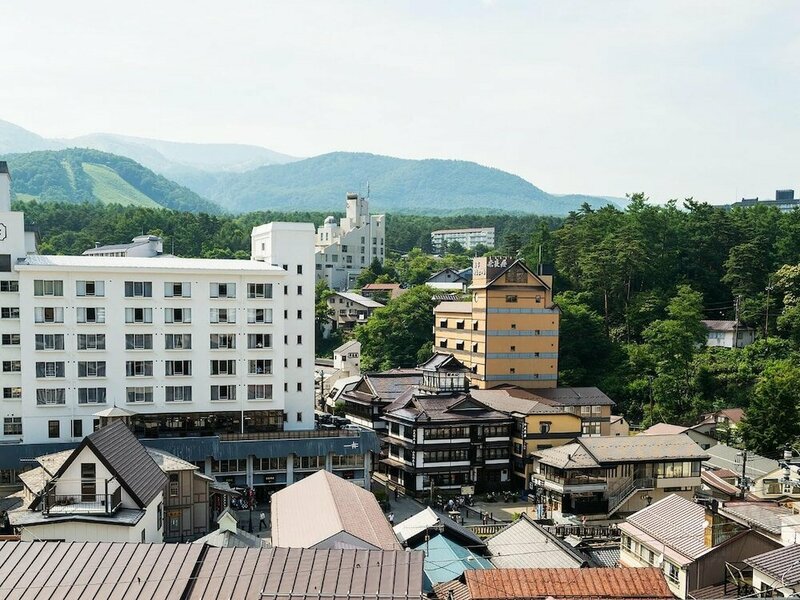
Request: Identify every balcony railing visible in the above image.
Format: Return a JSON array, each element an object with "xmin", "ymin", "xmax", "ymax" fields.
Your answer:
[{"xmin": 43, "ymin": 486, "xmax": 122, "ymax": 516}]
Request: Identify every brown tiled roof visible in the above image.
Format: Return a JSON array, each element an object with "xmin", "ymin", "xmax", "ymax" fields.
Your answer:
[
  {"xmin": 271, "ymin": 470, "xmax": 401, "ymax": 550},
  {"xmin": 465, "ymin": 567, "xmax": 673, "ymax": 599},
  {"xmin": 470, "ymin": 388, "xmax": 567, "ymax": 416},
  {"xmin": 0, "ymin": 542, "xmax": 425, "ymax": 599}
]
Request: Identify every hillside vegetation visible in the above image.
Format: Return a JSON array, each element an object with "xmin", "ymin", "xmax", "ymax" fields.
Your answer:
[{"xmin": 2, "ymin": 148, "xmax": 220, "ymax": 213}]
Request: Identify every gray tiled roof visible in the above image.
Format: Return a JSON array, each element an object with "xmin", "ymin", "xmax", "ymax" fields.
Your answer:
[
  {"xmin": 86, "ymin": 421, "xmax": 168, "ymax": 507},
  {"xmin": 703, "ymin": 444, "xmax": 779, "ymax": 480},
  {"xmin": 384, "ymin": 390, "xmax": 512, "ymax": 424},
  {"xmin": 581, "ymin": 434, "xmax": 709, "ymax": 464},
  {"xmin": 626, "ymin": 494, "xmax": 709, "ymax": 559},
  {"xmin": 364, "ymin": 371, "xmax": 422, "ymax": 402},
  {"xmin": 531, "ymin": 387, "xmax": 616, "ymax": 407},
  {"xmin": 471, "ymin": 388, "xmax": 565, "ymax": 416},
  {"xmin": 745, "ymin": 544, "xmax": 800, "ymax": 586},
  {"xmin": 720, "ymin": 501, "xmax": 796, "ymax": 536}
]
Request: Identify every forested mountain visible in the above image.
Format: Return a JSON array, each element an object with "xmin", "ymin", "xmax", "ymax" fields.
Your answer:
[
  {"xmin": 0, "ymin": 120, "xmax": 622, "ymax": 216},
  {"xmin": 2, "ymin": 148, "xmax": 220, "ymax": 213},
  {"xmin": 199, "ymin": 152, "xmax": 622, "ymax": 215}
]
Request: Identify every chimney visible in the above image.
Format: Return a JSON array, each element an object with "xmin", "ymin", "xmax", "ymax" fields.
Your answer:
[{"xmin": 0, "ymin": 161, "xmax": 11, "ymax": 212}]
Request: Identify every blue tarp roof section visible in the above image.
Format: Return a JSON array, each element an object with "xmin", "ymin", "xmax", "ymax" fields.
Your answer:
[
  {"xmin": 0, "ymin": 430, "xmax": 381, "ymax": 469},
  {"xmin": 412, "ymin": 535, "xmax": 493, "ymax": 589}
]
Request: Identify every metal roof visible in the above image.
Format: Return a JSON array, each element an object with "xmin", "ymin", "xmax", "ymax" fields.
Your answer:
[
  {"xmin": 271, "ymin": 470, "xmax": 401, "ymax": 550},
  {"xmin": 434, "ymin": 301, "xmax": 472, "ymax": 314},
  {"xmin": 703, "ymin": 444, "xmax": 778, "ymax": 480},
  {"xmin": 486, "ymin": 514, "xmax": 586, "ymax": 569},
  {"xmin": 720, "ymin": 501, "xmax": 798, "ymax": 536},
  {"xmin": 333, "ymin": 291, "xmax": 385, "ymax": 308},
  {"xmin": 0, "ymin": 542, "xmax": 425, "ymax": 599},
  {"xmin": 18, "ymin": 253, "xmax": 285, "ymax": 273},
  {"xmin": 393, "ymin": 507, "xmax": 485, "ymax": 549},
  {"xmin": 580, "ymin": 434, "xmax": 709, "ymax": 464},
  {"xmin": 84, "ymin": 421, "xmax": 168, "ymax": 507},
  {"xmin": 470, "ymin": 388, "xmax": 567, "ymax": 416},
  {"xmin": 745, "ymin": 544, "xmax": 800, "ymax": 586},
  {"xmin": 465, "ymin": 567, "xmax": 673, "ymax": 599},
  {"xmin": 624, "ymin": 494, "xmax": 708, "ymax": 560},
  {"xmin": 410, "ymin": 535, "xmax": 492, "ymax": 586}
]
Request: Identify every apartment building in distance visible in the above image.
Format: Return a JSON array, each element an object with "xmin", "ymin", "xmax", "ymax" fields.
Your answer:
[
  {"xmin": 431, "ymin": 227, "xmax": 495, "ymax": 254},
  {"xmin": 315, "ymin": 193, "xmax": 385, "ymax": 291},
  {"xmin": 434, "ymin": 256, "xmax": 560, "ymax": 389}
]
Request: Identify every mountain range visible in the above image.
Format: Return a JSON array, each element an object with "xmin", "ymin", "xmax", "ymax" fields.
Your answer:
[{"xmin": 0, "ymin": 118, "xmax": 622, "ymax": 215}]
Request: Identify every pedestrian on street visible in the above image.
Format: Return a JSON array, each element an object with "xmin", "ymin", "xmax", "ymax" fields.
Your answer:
[
  {"xmin": 394, "ymin": 486, "xmax": 398, "ymax": 500},
  {"xmin": 259, "ymin": 511, "xmax": 267, "ymax": 531},
  {"xmin": 388, "ymin": 512, "xmax": 395, "ymax": 525},
  {"xmin": 482, "ymin": 511, "xmax": 488, "ymax": 525}
]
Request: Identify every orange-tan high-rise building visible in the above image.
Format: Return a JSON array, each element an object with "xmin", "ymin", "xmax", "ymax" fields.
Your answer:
[{"xmin": 433, "ymin": 256, "xmax": 559, "ymax": 389}]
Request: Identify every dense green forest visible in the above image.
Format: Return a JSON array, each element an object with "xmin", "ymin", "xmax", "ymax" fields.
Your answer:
[
  {"xmin": 16, "ymin": 197, "xmax": 800, "ymax": 454},
  {"xmin": 4, "ymin": 149, "xmax": 219, "ymax": 213}
]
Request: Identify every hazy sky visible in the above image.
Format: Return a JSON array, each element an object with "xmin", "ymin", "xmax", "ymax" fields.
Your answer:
[{"xmin": 1, "ymin": 1, "xmax": 797, "ymax": 203}]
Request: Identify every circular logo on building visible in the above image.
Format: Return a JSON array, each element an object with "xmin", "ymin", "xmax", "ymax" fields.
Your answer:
[{"xmin": 0, "ymin": 223, "xmax": 6, "ymax": 241}]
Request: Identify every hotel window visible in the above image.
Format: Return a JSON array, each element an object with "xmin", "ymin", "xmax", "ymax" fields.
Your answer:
[
  {"xmin": 78, "ymin": 334, "xmax": 106, "ymax": 350},
  {"xmin": 36, "ymin": 389, "xmax": 66, "ymax": 406},
  {"xmin": 539, "ymin": 422, "xmax": 551, "ymax": 434},
  {"xmin": 169, "ymin": 473, "xmax": 179, "ymax": 497},
  {"xmin": 210, "ymin": 333, "xmax": 236, "ymax": 349},
  {"xmin": 248, "ymin": 384, "xmax": 273, "ymax": 400},
  {"xmin": 297, "ymin": 310, "xmax": 302, "ymax": 319},
  {"xmin": 1, "ymin": 307, "xmax": 19, "ymax": 319},
  {"xmin": 165, "ymin": 333, "xmax": 192, "ymax": 350},
  {"xmin": 210, "ymin": 308, "xmax": 236, "ymax": 324},
  {"xmin": 76, "ymin": 307, "xmax": 105, "ymax": 323},
  {"xmin": 77, "ymin": 387, "xmax": 107, "ymax": 404},
  {"xmin": 439, "ymin": 319, "xmax": 447, "ymax": 328},
  {"xmin": 33, "ymin": 280, "xmax": 63, "ymax": 296},
  {"xmin": 665, "ymin": 562, "xmax": 680, "ymax": 584},
  {"xmin": 126, "ymin": 387, "xmax": 154, "ymax": 403},
  {"xmin": 2, "ymin": 360, "xmax": 21, "ymax": 372},
  {"xmin": 210, "ymin": 282, "xmax": 236, "ymax": 298},
  {"xmin": 35, "ymin": 334, "xmax": 64, "ymax": 350},
  {"xmin": 297, "ymin": 335, "xmax": 303, "ymax": 344},
  {"xmin": 296, "ymin": 382, "xmax": 302, "ymax": 392},
  {"xmin": 48, "ymin": 420, "xmax": 60, "ymax": 438},
  {"xmin": 165, "ymin": 307, "xmax": 191, "ymax": 323},
  {"xmin": 296, "ymin": 265, "xmax": 303, "ymax": 275},
  {"xmin": 125, "ymin": 307, "xmax": 153, "ymax": 323},
  {"xmin": 297, "ymin": 286, "xmax": 303, "ymax": 295},
  {"xmin": 3, "ymin": 387, "xmax": 21, "ymax": 399},
  {"xmin": 506, "ymin": 295, "xmax": 518, "ymax": 303},
  {"xmin": 34, "ymin": 307, "xmax": 64, "ymax": 323},
  {"xmin": 296, "ymin": 358, "xmax": 302, "ymax": 368},
  {"xmin": 210, "ymin": 385, "xmax": 236, "ymax": 401},
  {"xmin": 210, "ymin": 360, "xmax": 236, "ymax": 375},
  {"xmin": 456, "ymin": 320, "xmax": 465, "ymax": 330},
  {"xmin": 78, "ymin": 361, "xmax": 106, "ymax": 378},
  {"xmin": 165, "ymin": 360, "xmax": 192, "ymax": 376},
  {"xmin": 76, "ymin": 280, "xmax": 105, "ymax": 297},
  {"xmin": 164, "ymin": 282, "xmax": 191, "ymax": 298},
  {"xmin": 0, "ymin": 281, "xmax": 19, "ymax": 292},
  {"xmin": 35, "ymin": 362, "xmax": 65, "ymax": 378},
  {"xmin": 456, "ymin": 341, "xmax": 465, "ymax": 350},
  {"xmin": 125, "ymin": 361, "xmax": 154, "ymax": 376},
  {"xmin": 249, "ymin": 359, "xmax": 272, "ymax": 375},
  {"xmin": 248, "ymin": 334, "xmax": 271, "ymax": 349},
  {"xmin": 247, "ymin": 283, "xmax": 273, "ymax": 299},
  {"xmin": 165, "ymin": 386, "xmax": 192, "ymax": 402},
  {"xmin": 247, "ymin": 308, "xmax": 272, "ymax": 324},
  {"xmin": 2, "ymin": 334, "xmax": 20, "ymax": 346},
  {"xmin": 439, "ymin": 339, "xmax": 448, "ymax": 348},
  {"xmin": 124, "ymin": 281, "xmax": 152, "ymax": 298},
  {"xmin": 3, "ymin": 417, "xmax": 21, "ymax": 436},
  {"xmin": 592, "ymin": 405, "xmax": 602, "ymax": 415}
]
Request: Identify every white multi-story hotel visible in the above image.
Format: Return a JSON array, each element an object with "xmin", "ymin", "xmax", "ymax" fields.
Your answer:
[
  {"xmin": 430, "ymin": 227, "xmax": 495, "ymax": 254},
  {"xmin": 0, "ymin": 165, "xmax": 315, "ymax": 445},
  {"xmin": 315, "ymin": 193, "xmax": 385, "ymax": 290}
]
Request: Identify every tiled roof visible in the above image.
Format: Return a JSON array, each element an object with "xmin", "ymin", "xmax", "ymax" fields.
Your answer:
[
  {"xmin": 394, "ymin": 507, "xmax": 485, "ymax": 548},
  {"xmin": 86, "ymin": 421, "xmax": 168, "ymax": 507},
  {"xmin": 362, "ymin": 371, "xmax": 422, "ymax": 402},
  {"xmin": 384, "ymin": 390, "xmax": 512, "ymax": 424},
  {"xmin": 701, "ymin": 320, "xmax": 747, "ymax": 332},
  {"xmin": 271, "ymin": 470, "xmax": 401, "ymax": 550},
  {"xmin": 486, "ymin": 514, "xmax": 586, "ymax": 569},
  {"xmin": 0, "ymin": 542, "xmax": 424, "ymax": 599},
  {"xmin": 745, "ymin": 544, "xmax": 800, "ymax": 586},
  {"xmin": 531, "ymin": 387, "xmax": 616, "ymax": 407},
  {"xmin": 465, "ymin": 567, "xmax": 673, "ymax": 599},
  {"xmin": 701, "ymin": 469, "xmax": 740, "ymax": 496},
  {"xmin": 625, "ymin": 494, "xmax": 708, "ymax": 560},
  {"xmin": 419, "ymin": 352, "xmax": 469, "ymax": 372}
]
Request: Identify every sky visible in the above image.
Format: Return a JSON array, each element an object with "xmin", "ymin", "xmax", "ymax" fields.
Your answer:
[{"xmin": 1, "ymin": 1, "xmax": 798, "ymax": 204}]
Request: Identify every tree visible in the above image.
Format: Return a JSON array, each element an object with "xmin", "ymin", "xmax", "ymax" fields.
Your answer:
[
  {"xmin": 740, "ymin": 360, "xmax": 800, "ymax": 455},
  {"xmin": 555, "ymin": 292, "xmax": 614, "ymax": 385},
  {"xmin": 355, "ymin": 285, "xmax": 438, "ymax": 371}
]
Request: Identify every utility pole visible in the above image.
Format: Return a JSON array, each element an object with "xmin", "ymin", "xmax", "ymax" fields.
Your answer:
[
  {"xmin": 765, "ymin": 279, "xmax": 774, "ymax": 340},
  {"xmin": 737, "ymin": 450, "xmax": 749, "ymax": 499},
  {"xmin": 733, "ymin": 295, "xmax": 741, "ymax": 348}
]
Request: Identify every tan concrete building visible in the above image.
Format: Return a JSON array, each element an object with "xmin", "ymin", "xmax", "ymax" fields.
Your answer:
[{"xmin": 434, "ymin": 257, "xmax": 559, "ymax": 389}]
